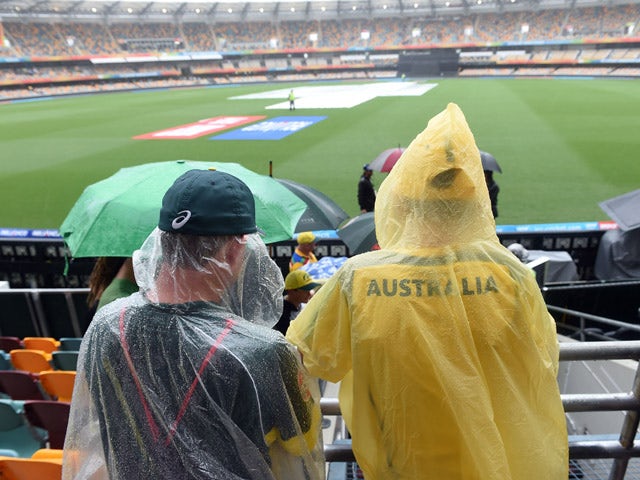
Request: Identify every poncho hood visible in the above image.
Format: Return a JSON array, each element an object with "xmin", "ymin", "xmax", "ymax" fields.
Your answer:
[{"xmin": 376, "ymin": 103, "xmax": 496, "ymax": 250}]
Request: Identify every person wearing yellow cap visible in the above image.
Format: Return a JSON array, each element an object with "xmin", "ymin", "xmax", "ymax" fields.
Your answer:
[
  {"xmin": 287, "ymin": 104, "xmax": 567, "ymax": 479},
  {"xmin": 289, "ymin": 231, "xmax": 318, "ymax": 272},
  {"xmin": 274, "ymin": 270, "xmax": 322, "ymax": 335}
]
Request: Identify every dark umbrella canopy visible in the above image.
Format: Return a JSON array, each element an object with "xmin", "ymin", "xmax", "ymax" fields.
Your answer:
[
  {"xmin": 337, "ymin": 212, "xmax": 377, "ymax": 255},
  {"xmin": 480, "ymin": 151, "xmax": 502, "ymax": 173},
  {"xmin": 599, "ymin": 188, "xmax": 640, "ymax": 231},
  {"xmin": 276, "ymin": 178, "xmax": 349, "ymax": 232}
]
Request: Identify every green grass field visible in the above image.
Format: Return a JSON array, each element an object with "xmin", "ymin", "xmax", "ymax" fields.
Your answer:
[{"xmin": 1, "ymin": 77, "xmax": 639, "ymax": 231}]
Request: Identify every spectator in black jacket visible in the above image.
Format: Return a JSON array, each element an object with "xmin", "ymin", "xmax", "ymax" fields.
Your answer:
[
  {"xmin": 484, "ymin": 170, "xmax": 500, "ymax": 218},
  {"xmin": 358, "ymin": 164, "xmax": 376, "ymax": 213}
]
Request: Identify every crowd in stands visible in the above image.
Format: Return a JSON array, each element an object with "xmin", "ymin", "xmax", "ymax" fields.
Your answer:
[
  {"xmin": 1, "ymin": 4, "xmax": 640, "ymax": 56},
  {"xmin": 1, "ymin": 4, "xmax": 640, "ymax": 100}
]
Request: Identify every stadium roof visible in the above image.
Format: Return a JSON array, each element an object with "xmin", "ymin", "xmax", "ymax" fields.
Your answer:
[{"xmin": 0, "ymin": 0, "xmax": 637, "ymax": 23}]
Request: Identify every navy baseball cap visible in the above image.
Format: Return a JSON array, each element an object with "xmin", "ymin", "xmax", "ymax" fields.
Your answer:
[{"xmin": 158, "ymin": 169, "xmax": 258, "ymax": 236}]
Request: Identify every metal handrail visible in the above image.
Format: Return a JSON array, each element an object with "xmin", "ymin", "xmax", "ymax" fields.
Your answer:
[
  {"xmin": 0, "ymin": 288, "xmax": 89, "ymax": 337},
  {"xmin": 548, "ymin": 304, "xmax": 640, "ymax": 342},
  {"xmin": 320, "ymin": 341, "xmax": 640, "ymax": 480}
]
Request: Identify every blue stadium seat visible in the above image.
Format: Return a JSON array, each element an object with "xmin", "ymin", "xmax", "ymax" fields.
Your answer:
[
  {"xmin": 0, "ymin": 352, "xmax": 13, "ymax": 371},
  {"xmin": 58, "ymin": 338, "xmax": 82, "ymax": 352},
  {"xmin": 0, "ymin": 400, "xmax": 46, "ymax": 457},
  {"xmin": 51, "ymin": 351, "xmax": 78, "ymax": 371}
]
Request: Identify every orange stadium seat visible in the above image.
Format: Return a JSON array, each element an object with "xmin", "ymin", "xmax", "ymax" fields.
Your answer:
[
  {"xmin": 31, "ymin": 448, "xmax": 63, "ymax": 461},
  {"xmin": 38, "ymin": 371, "xmax": 75, "ymax": 403},
  {"xmin": 9, "ymin": 350, "xmax": 52, "ymax": 375},
  {"xmin": 0, "ymin": 455, "xmax": 62, "ymax": 480},
  {"xmin": 22, "ymin": 338, "xmax": 60, "ymax": 354}
]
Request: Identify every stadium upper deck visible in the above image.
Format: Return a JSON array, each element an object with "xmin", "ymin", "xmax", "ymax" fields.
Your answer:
[
  {"xmin": 0, "ymin": 0, "xmax": 637, "ymax": 24},
  {"xmin": 1, "ymin": 2, "xmax": 640, "ymax": 55}
]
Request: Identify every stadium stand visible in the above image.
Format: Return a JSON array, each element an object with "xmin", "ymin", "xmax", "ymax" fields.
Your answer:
[{"xmin": 2, "ymin": 3, "xmax": 640, "ymax": 101}]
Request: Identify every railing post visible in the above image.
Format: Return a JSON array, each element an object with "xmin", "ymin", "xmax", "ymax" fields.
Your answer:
[
  {"xmin": 23, "ymin": 291, "xmax": 44, "ymax": 337},
  {"xmin": 28, "ymin": 290, "xmax": 50, "ymax": 337},
  {"xmin": 63, "ymin": 291, "xmax": 83, "ymax": 337},
  {"xmin": 608, "ymin": 361, "xmax": 640, "ymax": 480}
]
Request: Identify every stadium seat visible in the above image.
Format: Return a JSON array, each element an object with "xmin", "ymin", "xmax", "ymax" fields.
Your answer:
[
  {"xmin": 38, "ymin": 371, "xmax": 75, "ymax": 403},
  {"xmin": 22, "ymin": 338, "xmax": 60, "ymax": 354},
  {"xmin": 9, "ymin": 350, "xmax": 52, "ymax": 375},
  {"xmin": 0, "ymin": 338, "xmax": 23, "ymax": 353},
  {"xmin": 0, "ymin": 400, "xmax": 46, "ymax": 457},
  {"xmin": 31, "ymin": 448, "xmax": 63, "ymax": 461},
  {"xmin": 51, "ymin": 351, "xmax": 78, "ymax": 371},
  {"xmin": 0, "ymin": 455, "xmax": 62, "ymax": 480},
  {"xmin": 0, "ymin": 371, "xmax": 48, "ymax": 401},
  {"xmin": 0, "ymin": 351, "xmax": 13, "ymax": 371},
  {"xmin": 58, "ymin": 338, "xmax": 82, "ymax": 352},
  {"xmin": 23, "ymin": 401, "xmax": 70, "ymax": 450}
]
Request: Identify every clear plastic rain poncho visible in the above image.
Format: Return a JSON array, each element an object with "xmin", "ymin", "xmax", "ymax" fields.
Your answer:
[
  {"xmin": 287, "ymin": 104, "xmax": 568, "ymax": 479},
  {"xmin": 63, "ymin": 231, "xmax": 325, "ymax": 480}
]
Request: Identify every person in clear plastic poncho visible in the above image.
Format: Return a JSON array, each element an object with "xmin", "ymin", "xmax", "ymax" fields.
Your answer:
[
  {"xmin": 63, "ymin": 169, "xmax": 324, "ymax": 480},
  {"xmin": 287, "ymin": 104, "xmax": 568, "ymax": 479}
]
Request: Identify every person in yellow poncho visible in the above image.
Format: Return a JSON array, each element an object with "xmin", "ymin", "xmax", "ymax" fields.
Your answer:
[{"xmin": 287, "ymin": 103, "xmax": 568, "ymax": 479}]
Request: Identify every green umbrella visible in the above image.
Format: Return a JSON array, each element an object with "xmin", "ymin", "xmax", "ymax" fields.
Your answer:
[{"xmin": 60, "ymin": 160, "xmax": 307, "ymax": 257}]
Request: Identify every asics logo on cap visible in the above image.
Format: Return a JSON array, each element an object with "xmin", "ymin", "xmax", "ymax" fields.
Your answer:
[{"xmin": 171, "ymin": 210, "xmax": 192, "ymax": 229}]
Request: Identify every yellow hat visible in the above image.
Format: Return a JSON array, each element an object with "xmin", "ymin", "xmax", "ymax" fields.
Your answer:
[
  {"xmin": 284, "ymin": 270, "xmax": 321, "ymax": 291},
  {"xmin": 296, "ymin": 231, "xmax": 316, "ymax": 245}
]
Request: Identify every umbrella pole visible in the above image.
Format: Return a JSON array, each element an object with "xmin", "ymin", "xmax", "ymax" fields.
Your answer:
[{"xmin": 269, "ymin": 160, "xmax": 273, "ymax": 178}]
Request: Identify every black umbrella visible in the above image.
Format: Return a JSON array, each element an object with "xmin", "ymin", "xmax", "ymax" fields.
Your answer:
[
  {"xmin": 480, "ymin": 151, "xmax": 502, "ymax": 173},
  {"xmin": 337, "ymin": 212, "xmax": 377, "ymax": 255},
  {"xmin": 599, "ymin": 188, "xmax": 640, "ymax": 231},
  {"xmin": 276, "ymin": 178, "xmax": 350, "ymax": 232}
]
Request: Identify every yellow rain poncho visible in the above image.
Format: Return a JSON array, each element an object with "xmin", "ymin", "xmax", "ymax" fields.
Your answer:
[{"xmin": 287, "ymin": 103, "xmax": 568, "ymax": 479}]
